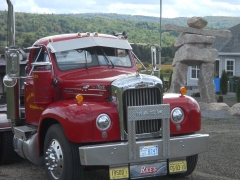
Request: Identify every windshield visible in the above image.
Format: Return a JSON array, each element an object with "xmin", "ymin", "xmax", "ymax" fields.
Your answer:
[{"xmin": 55, "ymin": 47, "xmax": 132, "ymax": 71}]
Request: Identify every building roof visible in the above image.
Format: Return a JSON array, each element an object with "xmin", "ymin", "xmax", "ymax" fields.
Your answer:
[{"xmin": 212, "ymin": 23, "xmax": 240, "ymax": 53}]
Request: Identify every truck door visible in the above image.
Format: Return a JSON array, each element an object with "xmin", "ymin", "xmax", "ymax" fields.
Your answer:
[{"xmin": 25, "ymin": 47, "xmax": 53, "ymax": 126}]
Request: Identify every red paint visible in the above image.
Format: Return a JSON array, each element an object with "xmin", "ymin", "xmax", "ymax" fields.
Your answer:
[
  {"xmin": 38, "ymin": 99, "xmax": 120, "ymax": 143},
  {"xmin": 21, "ymin": 33, "xmax": 201, "ymax": 154},
  {"xmin": 163, "ymin": 93, "xmax": 201, "ymax": 134}
]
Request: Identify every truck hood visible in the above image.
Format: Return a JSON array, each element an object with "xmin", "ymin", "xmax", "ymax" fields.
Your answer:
[{"xmin": 58, "ymin": 68, "xmax": 137, "ymax": 100}]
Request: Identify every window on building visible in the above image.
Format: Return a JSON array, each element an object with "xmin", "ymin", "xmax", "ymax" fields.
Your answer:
[
  {"xmin": 191, "ymin": 66, "xmax": 200, "ymax": 79},
  {"xmin": 225, "ymin": 59, "xmax": 235, "ymax": 76}
]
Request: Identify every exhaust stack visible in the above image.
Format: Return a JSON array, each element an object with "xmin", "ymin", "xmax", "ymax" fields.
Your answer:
[
  {"xmin": 5, "ymin": 0, "xmax": 20, "ymax": 122},
  {"xmin": 7, "ymin": 0, "xmax": 15, "ymax": 47}
]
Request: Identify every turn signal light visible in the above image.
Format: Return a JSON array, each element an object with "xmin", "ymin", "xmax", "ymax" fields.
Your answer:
[
  {"xmin": 77, "ymin": 32, "xmax": 82, "ymax": 37},
  {"xmin": 180, "ymin": 87, "xmax": 187, "ymax": 95},
  {"xmin": 76, "ymin": 94, "xmax": 84, "ymax": 103}
]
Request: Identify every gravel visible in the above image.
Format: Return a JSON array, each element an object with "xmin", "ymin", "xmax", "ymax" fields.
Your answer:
[
  {"xmin": 201, "ymin": 110, "xmax": 239, "ymax": 121},
  {"xmin": 1, "ymin": 118, "xmax": 240, "ymax": 180}
]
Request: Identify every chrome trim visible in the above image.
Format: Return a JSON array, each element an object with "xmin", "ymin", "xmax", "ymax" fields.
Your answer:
[
  {"xmin": 79, "ymin": 134, "xmax": 209, "ymax": 166},
  {"xmin": 88, "ymin": 89, "xmax": 106, "ymax": 92},
  {"xmin": 96, "ymin": 114, "xmax": 111, "ymax": 131},
  {"xmin": 111, "ymin": 73, "xmax": 163, "ymax": 140},
  {"xmin": 65, "ymin": 93, "xmax": 103, "ymax": 96},
  {"xmin": 127, "ymin": 104, "xmax": 170, "ymax": 160},
  {"xmin": 13, "ymin": 132, "xmax": 44, "ymax": 166},
  {"xmin": 64, "ymin": 88, "xmax": 106, "ymax": 92},
  {"xmin": 171, "ymin": 107, "xmax": 184, "ymax": 124}
]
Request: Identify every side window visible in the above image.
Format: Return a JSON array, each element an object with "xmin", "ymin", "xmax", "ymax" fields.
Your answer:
[
  {"xmin": 33, "ymin": 49, "xmax": 49, "ymax": 63},
  {"xmin": 32, "ymin": 48, "xmax": 51, "ymax": 71}
]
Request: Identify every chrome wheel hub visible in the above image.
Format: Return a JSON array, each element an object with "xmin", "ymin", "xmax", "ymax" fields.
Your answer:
[{"xmin": 45, "ymin": 139, "xmax": 63, "ymax": 179}]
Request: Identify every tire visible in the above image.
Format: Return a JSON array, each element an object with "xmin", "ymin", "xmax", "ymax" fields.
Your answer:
[
  {"xmin": 0, "ymin": 131, "xmax": 15, "ymax": 165},
  {"xmin": 168, "ymin": 154, "xmax": 198, "ymax": 178},
  {"xmin": 44, "ymin": 124, "xmax": 84, "ymax": 180}
]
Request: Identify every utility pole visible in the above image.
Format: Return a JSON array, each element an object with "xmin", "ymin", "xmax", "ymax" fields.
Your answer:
[{"xmin": 158, "ymin": 0, "xmax": 162, "ymax": 79}]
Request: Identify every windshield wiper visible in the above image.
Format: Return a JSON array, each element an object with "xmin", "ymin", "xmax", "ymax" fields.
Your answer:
[{"xmin": 101, "ymin": 48, "xmax": 114, "ymax": 68}]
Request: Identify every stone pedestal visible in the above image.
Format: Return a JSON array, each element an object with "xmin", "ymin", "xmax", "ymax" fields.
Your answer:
[
  {"xmin": 198, "ymin": 63, "xmax": 216, "ymax": 103},
  {"xmin": 169, "ymin": 63, "xmax": 188, "ymax": 93}
]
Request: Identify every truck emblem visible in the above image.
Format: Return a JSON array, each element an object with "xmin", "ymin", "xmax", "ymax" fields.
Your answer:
[
  {"xmin": 137, "ymin": 83, "xmax": 146, "ymax": 88},
  {"xmin": 83, "ymin": 85, "xmax": 89, "ymax": 90},
  {"xmin": 97, "ymin": 85, "xmax": 105, "ymax": 90},
  {"xmin": 136, "ymin": 110, "xmax": 162, "ymax": 116}
]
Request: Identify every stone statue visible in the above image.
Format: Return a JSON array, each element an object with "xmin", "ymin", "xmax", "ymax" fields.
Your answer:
[{"xmin": 165, "ymin": 17, "xmax": 232, "ymax": 103}]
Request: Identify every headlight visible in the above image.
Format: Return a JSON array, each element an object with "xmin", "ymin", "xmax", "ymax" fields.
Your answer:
[
  {"xmin": 96, "ymin": 114, "xmax": 111, "ymax": 130},
  {"xmin": 171, "ymin": 107, "xmax": 184, "ymax": 124}
]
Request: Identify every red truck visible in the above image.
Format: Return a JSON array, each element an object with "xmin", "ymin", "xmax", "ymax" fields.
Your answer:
[{"xmin": 0, "ymin": 0, "xmax": 209, "ymax": 179}]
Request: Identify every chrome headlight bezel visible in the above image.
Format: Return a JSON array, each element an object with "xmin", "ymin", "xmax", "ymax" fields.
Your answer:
[
  {"xmin": 171, "ymin": 107, "xmax": 184, "ymax": 124},
  {"xmin": 96, "ymin": 114, "xmax": 111, "ymax": 131}
]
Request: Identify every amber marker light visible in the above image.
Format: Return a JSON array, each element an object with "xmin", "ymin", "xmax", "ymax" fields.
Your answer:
[
  {"xmin": 180, "ymin": 87, "xmax": 187, "ymax": 96},
  {"xmin": 77, "ymin": 32, "xmax": 82, "ymax": 38},
  {"xmin": 76, "ymin": 94, "xmax": 84, "ymax": 103},
  {"xmin": 93, "ymin": 32, "xmax": 98, "ymax": 37},
  {"xmin": 86, "ymin": 32, "xmax": 90, "ymax": 37},
  {"xmin": 49, "ymin": 38, "xmax": 53, "ymax": 43}
]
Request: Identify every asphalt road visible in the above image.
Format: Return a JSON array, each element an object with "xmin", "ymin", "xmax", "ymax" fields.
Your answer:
[{"xmin": 0, "ymin": 118, "xmax": 239, "ymax": 180}]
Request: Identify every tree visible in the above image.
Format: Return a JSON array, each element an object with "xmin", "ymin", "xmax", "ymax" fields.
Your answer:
[
  {"xmin": 236, "ymin": 78, "xmax": 240, "ymax": 103},
  {"xmin": 220, "ymin": 70, "xmax": 228, "ymax": 95}
]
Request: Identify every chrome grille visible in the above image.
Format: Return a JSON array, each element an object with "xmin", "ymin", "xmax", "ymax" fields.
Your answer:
[{"xmin": 123, "ymin": 87, "xmax": 161, "ymax": 134}]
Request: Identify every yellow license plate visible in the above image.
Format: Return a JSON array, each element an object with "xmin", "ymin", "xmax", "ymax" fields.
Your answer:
[
  {"xmin": 169, "ymin": 160, "xmax": 187, "ymax": 173},
  {"xmin": 109, "ymin": 167, "xmax": 129, "ymax": 179}
]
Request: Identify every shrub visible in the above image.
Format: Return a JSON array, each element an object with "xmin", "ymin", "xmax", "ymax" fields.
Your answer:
[
  {"xmin": 220, "ymin": 70, "xmax": 228, "ymax": 95},
  {"xmin": 236, "ymin": 78, "xmax": 240, "ymax": 103}
]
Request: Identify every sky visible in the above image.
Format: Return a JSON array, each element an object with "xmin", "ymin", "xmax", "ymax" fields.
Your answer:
[{"xmin": 0, "ymin": 0, "xmax": 240, "ymax": 18}]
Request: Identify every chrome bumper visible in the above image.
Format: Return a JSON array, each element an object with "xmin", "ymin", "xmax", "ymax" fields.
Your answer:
[{"xmin": 79, "ymin": 134, "xmax": 209, "ymax": 166}]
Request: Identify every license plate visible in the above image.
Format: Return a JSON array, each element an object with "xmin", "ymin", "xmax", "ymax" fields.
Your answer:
[
  {"xmin": 140, "ymin": 145, "xmax": 158, "ymax": 157},
  {"xmin": 169, "ymin": 160, "xmax": 187, "ymax": 173},
  {"xmin": 109, "ymin": 167, "xmax": 129, "ymax": 179}
]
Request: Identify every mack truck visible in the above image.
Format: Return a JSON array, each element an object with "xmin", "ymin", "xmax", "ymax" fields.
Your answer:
[{"xmin": 0, "ymin": 0, "xmax": 209, "ymax": 179}]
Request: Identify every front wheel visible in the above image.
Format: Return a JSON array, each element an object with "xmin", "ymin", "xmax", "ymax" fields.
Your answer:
[
  {"xmin": 44, "ymin": 124, "xmax": 83, "ymax": 180},
  {"xmin": 0, "ymin": 131, "xmax": 15, "ymax": 165},
  {"xmin": 168, "ymin": 154, "xmax": 198, "ymax": 178}
]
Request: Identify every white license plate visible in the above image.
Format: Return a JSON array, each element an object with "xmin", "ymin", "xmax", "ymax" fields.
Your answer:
[{"xmin": 140, "ymin": 145, "xmax": 158, "ymax": 157}]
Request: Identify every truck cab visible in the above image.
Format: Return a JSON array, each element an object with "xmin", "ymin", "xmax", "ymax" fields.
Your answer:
[{"xmin": 1, "ymin": 1, "xmax": 209, "ymax": 179}]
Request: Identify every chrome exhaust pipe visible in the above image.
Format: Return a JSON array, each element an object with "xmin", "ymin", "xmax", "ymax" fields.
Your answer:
[
  {"xmin": 5, "ymin": 0, "xmax": 20, "ymax": 122},
  {"xmin": 6, "ymin": 0, "xmax": 15, "ymax": 47}
]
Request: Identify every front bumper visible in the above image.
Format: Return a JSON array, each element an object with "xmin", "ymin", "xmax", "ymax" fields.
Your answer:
[{"xmin": 79, "ymin": 134, "xmax": 209, "ymax": 166}]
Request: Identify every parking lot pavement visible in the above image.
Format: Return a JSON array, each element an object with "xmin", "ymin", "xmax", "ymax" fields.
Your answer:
[{"xmin": 0, "ymin": 119, "xmax": 239, "ymax": 180}]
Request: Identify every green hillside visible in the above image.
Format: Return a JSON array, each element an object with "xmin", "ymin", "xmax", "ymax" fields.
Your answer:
[
  {"xmin": 0, "ymin": 11, "xmax": 239, "ymax": 64},
  {"xmin": 65, "ymin": 13, "xmax": 240, "ymax": 29}
]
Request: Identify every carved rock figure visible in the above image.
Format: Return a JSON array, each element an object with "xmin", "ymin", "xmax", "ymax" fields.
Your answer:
[{"xmin": 166, "ymin": 17, "xmax": 232, "ymax": 103}]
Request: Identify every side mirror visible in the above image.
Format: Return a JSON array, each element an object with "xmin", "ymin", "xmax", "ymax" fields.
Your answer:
[
  {"xmin": 151, "ymin": 46, "xmax": 156, "ymax": 71},
  {"xmin": 5, "ymin": 48, "xmax": 20, "ymax": 77}
]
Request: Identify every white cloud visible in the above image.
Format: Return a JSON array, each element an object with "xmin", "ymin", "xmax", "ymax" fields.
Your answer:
[{"xmin": 0, "ymin": 0, "xmax": 240, "ymax": 17}]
